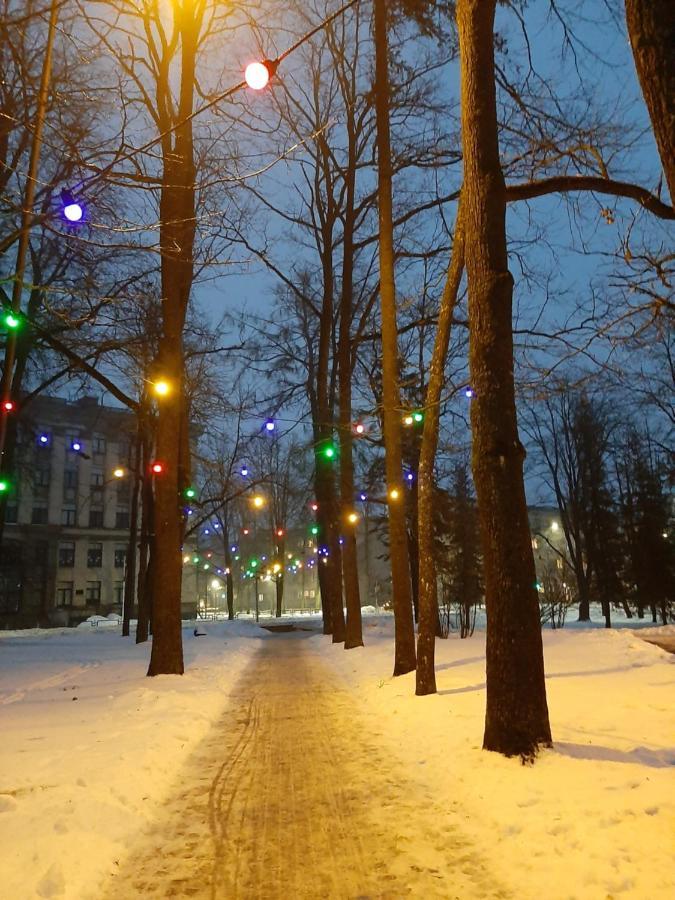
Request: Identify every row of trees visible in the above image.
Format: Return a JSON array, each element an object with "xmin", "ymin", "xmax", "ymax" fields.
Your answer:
[{"xmin": 1, "ymin": 0, "xmax": 673, "ymax": 758}]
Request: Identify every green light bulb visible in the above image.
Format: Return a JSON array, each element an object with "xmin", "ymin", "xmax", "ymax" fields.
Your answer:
[{"xmin": 184, "ymin": 486, "xmax": 196, "ymax": 499}]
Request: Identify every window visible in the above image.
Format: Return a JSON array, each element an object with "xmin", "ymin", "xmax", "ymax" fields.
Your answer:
[
  {"xmin": 89, "ymin": 509, "xmax": 104, "ymax": 528},
  {"xmin": 63, "ymin": 469, "xmax": 78, "ymax": 489},
  {"xmin": 34, "ymin": 468, "xmax": 50, "ymax": 488},
  {"xmin": 93, "ymin": 436, "xmax": 106, "ymax": 455},
  {"xmin": 4, "ymin": 505, "xmax": 17, "ymax": 524},
  {"xmin": 87, "ymin": 542, "xmax": 103, "ymax": 568},
  {"xmin": 59, "ymin": 542, "xmax": 75, "ymax": 567},
  {"xmin": 115, "ymin": 509, "xmax": 129, "ymax": 529},
  {"xmin": 114, "ymin": 546, "xmax": 127, "ymax": 569},
  {"xmin": 55, "ymin": 581, "xmax": 74, "ymax": 607},
  {"xmin": 61, "ymin": 507, "xmax": 76, "ymax": 526},
  {"xmin": 85, "ymin": 581, "xmax": 101, "ymax": 603},
  {"xmin": 113, "ymin": 581, "xmax": 124, "ymax": 606},
  {"xmin": 31, "ymin": 504, "xmax": 48, "ymax": 525},
  {"xmin": 90, "ymin": 470, "xmax": 104, "ymax": 488}
]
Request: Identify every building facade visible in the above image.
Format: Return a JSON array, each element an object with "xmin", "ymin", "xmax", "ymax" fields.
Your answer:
[{"xmin": 0, "ymin": 395, "xmax": 137, "ymax": 627}]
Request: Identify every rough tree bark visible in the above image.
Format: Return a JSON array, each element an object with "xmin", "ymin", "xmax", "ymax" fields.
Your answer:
[
  {"xmin": 457, "ymin": 0, "xmax": 551, "ymax": 757},
  {"xmin": 147, "ymin": 7, "xmax": 200, "ymax": 676},
  {"xmin": 122, "ymin": 421, "xmax": 142, "ymax": 637},
  {"xmin": 625, "ymin": 0, "xmax": 675, "ymax": 203},
  {"xmin": 416, "ymin": 202, "xmax": 465, "ymax": 696},
  {"xmin": 373, "ymin": 0, "xmax": 416, "ymax": 675}
]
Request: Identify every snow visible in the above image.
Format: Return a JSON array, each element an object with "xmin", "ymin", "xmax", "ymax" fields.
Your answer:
[{"xmin": 1, "ymin": 615, "xmax": 673, "ymax": 899}]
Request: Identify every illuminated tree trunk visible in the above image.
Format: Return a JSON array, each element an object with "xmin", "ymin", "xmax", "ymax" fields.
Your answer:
[
  {"xmin": 122, "ymin": 422, "xmax": 142, "ymax": 637},
  {"xmin": 457, "ymin": 0, "xmax": 551, "ymax": 756},
  {"xmin": 338, "ymin": 110, "xmax": 363, "ymax": 650},
  {"xmin": 373, "ymin": 0, "xmax": 416, "ymax": 676},
  {"xmin": 147, "ymin": 7, "xmax": 199, "ymax": 676},
  {"xmin": 625, "ymin": 0, "xmax": 675, "ymax": 203},
  {"xmin": 416, "ymin": 204, "xmax": 465, "ymax": 696}
]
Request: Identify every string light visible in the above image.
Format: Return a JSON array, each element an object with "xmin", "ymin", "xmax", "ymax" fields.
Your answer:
[
  {"xmin": 113, "ymin": 467, "xmax": 125, "ymax": 478},
  {"xmin": 0, "ymin": 477, "xmax": 10, "ymax": 493},
  {"xmin": 38, "ymin": 433, "xmax": 50, "ymax": 445},
  {"xmin": 264, "ymin": 418, "xmax": 276, "ymax": 432},
  {"xmin": 413, "ymin": 411, "xmax": 424, "ymax": 423},
  {"xmin": 3, "ymin": 312, "xmax": 21, "ymax": 330},
  {"xmin": 465, "ymin": 387, "xmax": 474, "ymax": 399},
  {"xmin": 389, "ymin": 488, "xmax": 401, "ymax": 501},
  {"xmin": 152, "ymin": 379, "xmax": 171, "ymax": 398},
  {"xmin": 276, "ymin": 528, "xmax": 285, "ymax": 537},
  {"xmin": 353, "ymin": 422, "xmax": 365, "ymax": 435},
  {"xmin": 245, "ymin": 61, "xmax": 272, "ymax": 90},
  {"xmin": 2, "ymin": 400, "xmax": 15, "ymax": 413},
  {"xmin": 70, "ymin": 439, "xmax": 82, "ymax": 452},
  {"xmin": 184, "ymin": 486, "xmax": 196, "ymax": 499},
  {"xmin": 359, "ymin": 492, "xmax": 367, "ymax": 501},
  {"xmin": 252, "ymin": 494, "xmax": 265, "ymax": 508},
  {"xmin": 310, "ymin": 502, "xmax": 318, "ymax": 512},
  {"xmin": 347, "ymin": 512, "xmax": 359, "ymax": 524},
  {"xmin": 150, "ymin": 461, "xmax": 165, "ymax": 475},
  {"xmin": 240, "ymin": 465, "xmax": 249, "ymax": 477},
  {"xmin": 61, "ymin": 191, "xmax": 84, "ymax": 223},
  {"xmin": 403, "ymin": 414, "xmax": 414, "ymax": 426},
  {"xmin": 310, "ymin": 525, "xmax": 319, "ymax": 535}
]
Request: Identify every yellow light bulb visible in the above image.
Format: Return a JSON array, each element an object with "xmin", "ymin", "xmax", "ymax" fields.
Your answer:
[
  {"xmin": 153, "ymin": 379, "xmax": 170, "ymax": 397},
  {"xmin": 252, "ymin": 495, "xmax": 265, "ymax": 508},
  {"xmin": 347, "ymin": 512, "xmax": 358, "ymax": 524},
  {"xmin": 389, "ymin": 488, "xmax": 400, "ymax": 501},
  {"xmin": 113, "ymin": 467, "xmax": 125, "ymax": 479}
]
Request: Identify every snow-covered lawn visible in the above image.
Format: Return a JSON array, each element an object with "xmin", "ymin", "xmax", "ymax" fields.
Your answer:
[{"xmin": 1, "ymin": 614, "xmax": 673, "ymax": 899}]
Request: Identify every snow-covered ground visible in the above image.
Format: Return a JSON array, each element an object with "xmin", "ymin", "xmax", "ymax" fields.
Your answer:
[{"xmin": 1, "ymin": 614, "xmax": 673, "ymax": 899}]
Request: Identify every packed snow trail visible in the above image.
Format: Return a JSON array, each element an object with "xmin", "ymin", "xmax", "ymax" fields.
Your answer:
[{"xmin": 103, "ymin": 630, "xmax": 508, "ymax": 899}]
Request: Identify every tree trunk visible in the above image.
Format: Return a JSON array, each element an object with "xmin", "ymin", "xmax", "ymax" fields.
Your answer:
[
  {"xmin": 457, "ymin": 0, "xmax": 551, "ymax": 757},
  {"xmin": 373, "ymin": 0, "xmax": 416, "ymax": 676},
  {"xmin": 275, "ymin": 561, "xmax": 284, "ymax": 618},
  {"xmin": 135, "ymin": 430, "xmax": 153, "ymax": 644},
  {"xmin": 338, "ymin": 94, "xmax": 363, "ymax": 650},
  {"xmin": 416, "ymin": 205, "xmax": 465, "ymax": 695},
  {"xmin": 147, "ymin": 9, "xmax": 199, "ymax": 676},
  {"xmin": 315, "ymin": 458, "xmax": 345, "ymax": 641},
  {"xmin": 625, "ymin": 0, "xmax": 675, "ymax": 203},
  {"xmin": 122, "ymin": 422, "xmax": 142, "ymax": 637}
]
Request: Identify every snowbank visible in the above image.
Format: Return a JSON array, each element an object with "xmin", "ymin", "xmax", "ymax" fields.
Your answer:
[
  {"xmin": 1, "ymin": 617, "xmax": 673, "ymax": 899},
  {"xmin": 319, "ymin": 618, "xmax": 675, "ymax": 900},
  {"xmin": 0, "ymin": 621, "xmax": 264, "ymax": 899}
]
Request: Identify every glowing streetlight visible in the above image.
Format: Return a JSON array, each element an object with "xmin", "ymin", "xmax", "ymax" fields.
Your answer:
[
  {"xmin": 113, "ymin": 467, "xmax": 125, "ymax": 479},
  {"xmin": 245, "ymin": 60, "xmax": 276, "ymax": 90},
  {"xmin": 252, "ymin": 494, "xmax": 265, "ymax": 509},
  {"xmin": 152, "ymin": 379, "xmax": 170, "ymax": 398}
]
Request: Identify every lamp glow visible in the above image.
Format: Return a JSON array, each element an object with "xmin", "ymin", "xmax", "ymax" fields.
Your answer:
[
  {"xmin": 63, "ymin": 201, "xmax": 83, "ymax": 223},
  {"xmin": 3, "ymin": 400, "xmax": 15, "ymax": 413},
  {"xmin": 153, "ymin": 379, "xmax": 170, "ymax": 398},
  {"xmin": 347, "ymin": 512, "xmax": 359, "ymax": 524},
  {"xmin": 151, "ymin": 461, "xmax": 165, "ymax": 475},
  {"xmin": 245, "ymin": 61, "xmax": 271, "ymax": 90},
  {"xmin": 252, "ymin": 495, "xmax": 265, "ymax": 509},
  {"xmin": 113, "ymin": 467, "xmax": 125, "ymax": 479},
  {"xmin": 389, "ymin": 488, "xmax": 401, "ymax": 501},
  {"xmin": 4, "ymin": 312, "xmax": 20, "ymax": 330}
]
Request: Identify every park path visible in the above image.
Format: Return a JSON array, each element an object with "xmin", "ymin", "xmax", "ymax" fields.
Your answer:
[{"xmin": 103, "ymin": 631, "xmax": 507, "ymax": 900}]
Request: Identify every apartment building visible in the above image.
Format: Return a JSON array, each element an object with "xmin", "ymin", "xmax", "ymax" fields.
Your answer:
[{"xmin": 0, "ymin": 394, "xmax": 136, "ymax": 627}]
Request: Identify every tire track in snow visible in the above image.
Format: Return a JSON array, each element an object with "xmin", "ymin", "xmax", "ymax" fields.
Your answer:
[{"xmin": 103, "ymin": 635, "xmax": 509, "ymax": 899}]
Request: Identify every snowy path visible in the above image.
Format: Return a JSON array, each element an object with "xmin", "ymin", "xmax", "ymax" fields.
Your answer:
[{"xmin": 103, "ymin": 632, "xmax": 507, "ymax": 900}]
